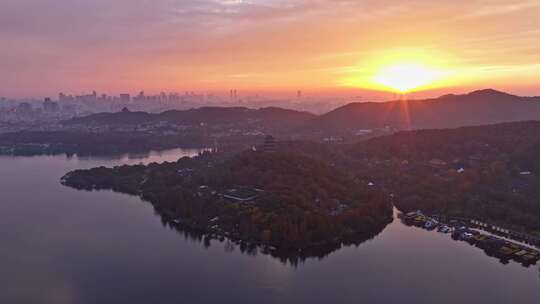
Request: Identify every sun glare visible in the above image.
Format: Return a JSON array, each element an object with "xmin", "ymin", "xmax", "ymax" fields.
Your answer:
[
  {"xmin": 340, "ymin": 48, "xmax": 456, "ymax": 93},
  {"xmin": 372, "ymin": 63, "xmax": 444, "ymax": 93}
]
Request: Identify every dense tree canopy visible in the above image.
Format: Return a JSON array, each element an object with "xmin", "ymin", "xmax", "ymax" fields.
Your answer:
[{"xmin": 62, "ymin": 150, "xmax": 393, "ymax": 252}]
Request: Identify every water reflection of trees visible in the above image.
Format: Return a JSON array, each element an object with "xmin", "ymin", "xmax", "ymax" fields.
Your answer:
[{"xmin": 158, "ymin": 210, "xmax": 391, "ymax": 267}]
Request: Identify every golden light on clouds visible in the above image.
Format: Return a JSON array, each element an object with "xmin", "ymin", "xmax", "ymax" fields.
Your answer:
[{"xmin": 3, "ymin": 0, "xmax": 540, "ymax": 97}]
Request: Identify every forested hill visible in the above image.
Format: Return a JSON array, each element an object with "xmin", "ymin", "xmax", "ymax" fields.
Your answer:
[
  {"xmin": 61, "ymin": 150, "xmax": 393, "ymax": 254},
  {"xmin": 344, "ymin": 121, "xmax": 540, "ymax": 234},
  {"xmin": 348, "ymin": 120, "xmax": 540, "ymax": 166},
  {"xmin": 63, "ymin": 106, "xmax": 316, "ymax": 130},
  {"xmin": 305, "ymin": 89, "xmax": 540, "ymax": 132}
]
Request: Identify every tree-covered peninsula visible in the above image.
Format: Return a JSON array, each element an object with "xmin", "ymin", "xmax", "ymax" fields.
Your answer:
[{"xmin": 61, "ymin": 150, "xmax": 393, "ymax": 255}]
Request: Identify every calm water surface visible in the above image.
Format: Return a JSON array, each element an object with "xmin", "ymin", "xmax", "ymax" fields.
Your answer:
[{"xmin": 1, "ymin": 149, "xmax": 539, "ymax": 304}]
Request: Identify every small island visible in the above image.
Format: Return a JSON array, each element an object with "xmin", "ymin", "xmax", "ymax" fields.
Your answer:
[{"xmin": 61, "ymin": 149, "xmax": 393, "ymax": 257}]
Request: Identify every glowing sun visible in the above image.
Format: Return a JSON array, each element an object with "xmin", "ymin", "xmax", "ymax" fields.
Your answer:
[{"xmin": 372, "ymin": 63, "xmax": 444, "ymax": 93}]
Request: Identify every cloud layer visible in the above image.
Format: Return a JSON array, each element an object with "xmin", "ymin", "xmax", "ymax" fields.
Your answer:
[{"xmin": 1, "ymin": 0, "xmax": 540, "ymax": 97}]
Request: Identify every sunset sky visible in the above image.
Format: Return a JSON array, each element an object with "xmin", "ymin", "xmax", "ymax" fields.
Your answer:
[{"xmin": 2, "ymin": 0, "xmax": 540, "ymax": 98}]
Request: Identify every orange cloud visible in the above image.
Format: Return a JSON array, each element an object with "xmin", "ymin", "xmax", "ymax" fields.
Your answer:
[{"xmin": 1, "ymin": 0, "xmax": 540, "ymax": 97}]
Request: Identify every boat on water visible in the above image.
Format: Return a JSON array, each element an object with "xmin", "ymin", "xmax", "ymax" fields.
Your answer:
[
  {"xmin": 437, "ymin": 225, "xmax": 451, "ymax": 233},
  {"xmin": 400, "ymin": 211, "xmax": 540, "ymax": 267},
  {"xmin": 424, "ymin": 219, "xmax": 439, "ymax": 230}
]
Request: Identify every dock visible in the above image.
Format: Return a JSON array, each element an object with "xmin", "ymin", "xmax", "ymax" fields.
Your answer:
[{"xmin": 400, "ymin": 210, "xmax": 540, "ymax": 267}]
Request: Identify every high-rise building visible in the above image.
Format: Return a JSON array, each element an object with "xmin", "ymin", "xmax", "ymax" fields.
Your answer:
[
  {"xmin": 119, "ymin": 94, "xmax": 131, "ymax": 103},
  {"xmin": 135, "ymin": 91, "xmax": 145, "ymax": 102},
  {"xmin": 17, "ymin": 102, "xmax": 33, "ymax": 114},
  {"xmin": 43, "ymin": 97, "xmax": 60, "ymax": 112}
]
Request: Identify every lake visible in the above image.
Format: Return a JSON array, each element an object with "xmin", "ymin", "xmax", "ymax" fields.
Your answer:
[{"xmin": 1, "ymin": 149, "xmax": 538, "ymax": 304}]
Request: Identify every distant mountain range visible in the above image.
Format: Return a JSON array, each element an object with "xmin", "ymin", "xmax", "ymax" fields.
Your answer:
[
  {"xmin": 65, "ymin": 89, "xmax": 540, "ymax": 136},
  {"xmin": 309, "ymin": 89, "xmax": 540, "ymax": 132}
]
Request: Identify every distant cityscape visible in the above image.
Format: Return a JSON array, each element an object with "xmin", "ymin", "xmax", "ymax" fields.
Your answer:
[{"xmin": 0, "ymin": 89, "xmax": 367, "ymax": 134}]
